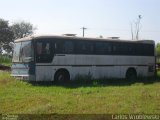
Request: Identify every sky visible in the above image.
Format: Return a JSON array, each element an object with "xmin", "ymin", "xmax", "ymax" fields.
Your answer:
[{"xmin": 0, "ymin": 0, "xmax": 160, "ymax": 43}]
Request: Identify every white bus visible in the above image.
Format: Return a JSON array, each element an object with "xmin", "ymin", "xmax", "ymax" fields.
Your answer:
[{"xmin": 11, "ymin": 35, "xmax": 156, "ymax": 82}]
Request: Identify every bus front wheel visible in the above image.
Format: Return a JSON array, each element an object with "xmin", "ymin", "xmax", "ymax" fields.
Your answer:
[{"xmin": 54, "ymin": 69, "xmax": 70, "ymax": 83}]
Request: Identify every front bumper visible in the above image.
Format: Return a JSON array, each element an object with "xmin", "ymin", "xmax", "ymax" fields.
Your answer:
[{"xmin": 11, "ymin": 74, "xmax": 35, "ymax": 81}]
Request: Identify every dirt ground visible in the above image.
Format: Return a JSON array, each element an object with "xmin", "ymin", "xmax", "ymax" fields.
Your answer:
[{"xmin": 0, "ymin": 64, "xmax": 11, "ymax": 71}]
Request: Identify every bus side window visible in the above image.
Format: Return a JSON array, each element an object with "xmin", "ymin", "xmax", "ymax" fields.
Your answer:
[
  {"xmin": 36, "ymin": 41, "xmax": 53, "ymax": 63},
  {"xmin": 64, "ymin": 41, "xmax": 74, "ymax": 54},
  {"xmin": 55, "ymin": 40, "xmax": 64, "ymax": 54},
  {"xmin": 76, "ymin": 41, "xmax": 94, "ymax": 54},
  {"xmin": 96, "ymin": 42, "xmax": 111, "ymax": 55},
  {"xmin": 37, "ymin": 42, "xmax": 42, "ymax": 55}
]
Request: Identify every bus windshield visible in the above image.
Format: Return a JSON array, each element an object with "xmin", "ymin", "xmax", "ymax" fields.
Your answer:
[{"xmin": 12, "ymin": 41, "xmax": 33, "ymax": 62}]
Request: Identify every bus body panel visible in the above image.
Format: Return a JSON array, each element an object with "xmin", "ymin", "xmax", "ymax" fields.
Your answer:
[
  {"xmin": 34, "ymin": 55, "xmax": 155, "ymax": 81},
  {"xmin": 53, "ymin": 55, "xmax": 155, "ymax": 66},
  {"xmin": 35, "ymin": 65, "xmax": 54, "ymax": 81}
]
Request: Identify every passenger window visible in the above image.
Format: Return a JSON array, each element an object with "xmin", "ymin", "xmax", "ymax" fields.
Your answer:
[
  {"xmin": 55, "ymin": 40, "xmax": 74, "ymax": 54},
  {"xmin": 64, "ymin": 41, "xmax": 74, "ymax": 54},
  {"xmin": 76, "ymin": 41, "xmax": 94, "ymax": 54},
  {"xmin": 55, "ymin": 40, "xmax": 63, "ymax": 54},
  {"xmin": 96, "ymin": 42, "xmax": 111, "ymax": 54},
  {"xmin": 36, "ymin": 41, "xmax": 53, "ymax": 63}
]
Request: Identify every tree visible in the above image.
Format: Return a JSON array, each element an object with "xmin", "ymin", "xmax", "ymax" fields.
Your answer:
[
  {"xmin": 135, "ymin": 15, "xmax": 142, "ymax": 40},
  {"xmin": 156, "ymin": 43, "xmax": 160, "ymax": 56},
  {"xmin": 131, "ymin": 15, "xmax": 142, "ymax": 40},
  {"xmin": 156, "ymin": 43, "xmax": 160, "ymax": 63},
  {"xmin": 0, "ymin": 18, "xmax": 14, "ymax": 53},
  {"xmin": 0, "ymin": 19, "xmax": 36, "ymax": 54},
  {"xmin": 11, "ymin": 21, "xmax": 36, "ymax": 39}
]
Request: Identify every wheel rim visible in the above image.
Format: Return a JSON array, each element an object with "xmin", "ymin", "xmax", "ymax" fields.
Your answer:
[
  {"xmin": 57, "ymin": 74, "xmax": 65, "ymax": 82},
  {"xmin": 55, "ymin": 70, "xmax": 70, "ymax": 83}
]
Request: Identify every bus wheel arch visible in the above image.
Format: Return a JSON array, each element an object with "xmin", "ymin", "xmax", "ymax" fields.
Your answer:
[
  {"xmin": 126, "ymin": 67, "xmax": 137, "ymax": 80},
  {"xmin": 54, "ymin": 68, "xmax": 70, "ymax": 83}
]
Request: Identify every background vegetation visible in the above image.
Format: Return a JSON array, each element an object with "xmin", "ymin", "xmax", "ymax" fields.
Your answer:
[
  {"xmin": 0, "ymin": 18, "xmax": 36, "ymax": 54},
  {"xmin": 156, "ymin": 43, "xmax": 160, "ymax": 63},
  {"xmin": 0, "ymin": 55, "xmax": 11, "ymax": 66}
]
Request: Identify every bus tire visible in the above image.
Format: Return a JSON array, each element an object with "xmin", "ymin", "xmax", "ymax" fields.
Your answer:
[
  {"xmin": 126, "ymin": 68, "xmax": 137, "ymax": 80},
  {"xmin": 54, "ymin": 69, "xmax": 70, "ymax": 83}
]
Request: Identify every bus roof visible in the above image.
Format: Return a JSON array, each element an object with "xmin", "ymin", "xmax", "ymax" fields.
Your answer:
[{"xmin": 14, "ymin": 35, "xmax": 155, "ymax": 44}]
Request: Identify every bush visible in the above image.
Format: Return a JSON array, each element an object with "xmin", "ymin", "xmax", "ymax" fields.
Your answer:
[{"xmin": 0, "ymin": 54, "xmax": 12, "ymax": 66}]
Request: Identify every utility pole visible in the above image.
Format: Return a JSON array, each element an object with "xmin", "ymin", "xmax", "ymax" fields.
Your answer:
[{"xmin": 81, "ymin": 27, "xmax": 87, "ymax": 37}]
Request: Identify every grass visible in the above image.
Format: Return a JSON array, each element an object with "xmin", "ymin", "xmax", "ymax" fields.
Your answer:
[
  {"xmin": 0, "ymin": 55, "xmax": 12, "ymax": 66},
  {"xmin": 0, "ymin": 71, "xmax": 160, "ymax": 118}
]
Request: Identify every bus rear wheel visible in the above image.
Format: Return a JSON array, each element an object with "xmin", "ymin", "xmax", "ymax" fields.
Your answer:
[
  {"xmin": 54, "ymin": 70, "xmax": 70, "ymax": 83},
  {"xmin": 126, "ymin": 68, "xmax": 137, "ymax": 80}
]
